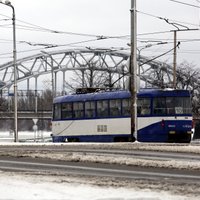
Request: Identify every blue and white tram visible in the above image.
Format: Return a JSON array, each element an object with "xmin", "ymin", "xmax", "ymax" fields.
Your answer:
[{"xmin": 52, "ymin": 89, "xmax": 192, "ymax": 143}]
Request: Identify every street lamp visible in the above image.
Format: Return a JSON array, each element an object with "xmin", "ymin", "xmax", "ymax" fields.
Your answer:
[
  {"xmin": 0, "ymin": 0, "xmax": 18, "ymax": 142},
  {"xmin": 137, "ymin": 44, "xmax": 153, "ymax": 77},
  {"xmin": 137, "ymin": 42, "xmax": 168, "ymax": 76}
]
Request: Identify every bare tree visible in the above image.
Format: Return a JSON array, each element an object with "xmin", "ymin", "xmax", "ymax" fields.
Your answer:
[
  {"xmin": 38, "ymin": 89, "xmax": 53, "ymax": 111},
  {"xmin": 176, "ymin": 61, "xmax": 199, "ymax": 90},
  {"xmin": 176, "ymin": 61, "xmax": 200, "ymax": 116}
]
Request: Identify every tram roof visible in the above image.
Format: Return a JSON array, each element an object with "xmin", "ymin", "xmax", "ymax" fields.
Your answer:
[{"xmin": 53, "ymin": 89, "xmax": 190, "ymax": 103}]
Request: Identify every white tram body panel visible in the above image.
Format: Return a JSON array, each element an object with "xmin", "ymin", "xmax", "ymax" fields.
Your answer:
[{"xmin": 52, "ymin": 116, "xmax": 192, "ymax": 137}]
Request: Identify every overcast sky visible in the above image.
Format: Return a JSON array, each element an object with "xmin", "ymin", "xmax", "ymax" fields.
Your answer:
[{"xmin": 0, "ymin": 0, "xmax": 200, "ymax": 67}]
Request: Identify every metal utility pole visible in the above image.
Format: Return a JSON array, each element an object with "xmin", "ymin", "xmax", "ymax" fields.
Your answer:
[
  {"xmin": 12, "ymin": 3, "xmax": 18, "ymax": 142},
  {"xmin": 173, "ymin": 30, "xmax": 177, "ymax": 89},
  {"xmin": 172, "ymin": 29, "xmax": 197, "ymax": 89},
  {"xmin": 130, "ymin": 0, "xmax": 137, "ymax": 141},
  {"xmin": 164, "ymin": 19, "xmax": 198, "ymax": 89}
]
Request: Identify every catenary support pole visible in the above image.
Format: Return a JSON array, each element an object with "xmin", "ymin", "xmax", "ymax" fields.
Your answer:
[
  {"xmin": 173, "ymin": 30, "xmax": 177, "ymax": 89},
  {"xmin": 130, "ymin": 0, "xmax": 137, "ymax": 141}
]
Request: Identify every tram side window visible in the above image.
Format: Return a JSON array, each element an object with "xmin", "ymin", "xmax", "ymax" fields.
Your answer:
[
  {"xmin": 137, "ymin": 98, "xmax": 151, "ymax": 115},
  {"xmin": 166, "ymin": 97, "xmax": 191, "ymax": 115},
  {"xmin": 153, "ymin": 98, "xmax": 166, "ymax": 115},
  {"xmin": 61, "ymin": 103, "xmax": 73, "ymax": 119},
  {"xmin": 109, "ymin": 99, "xmax": 121, "ymax": 117},
  {"xmin": 73, "ymin": 102, "xmax": 84, "ymax": 118},
  {"xmin": 53, "ymin": 104, "xmax": 61, "ymax": 120},
  {"xmin": 85, "ymin": 101, "xmax": 95, "ymax": 118},
  {"xmin": 176, "ymin": 97, "xmax": 191, "ymax": 114},
  {"xmin": 97, "ymin": 100, "xmax": 108, "ymax": 117},
  {"xmin": 122, "ymin": 99, "xmax": 130, "ymax": 116},
  {"xmin": 166, "ymin": 97, "xmax": 175, "ymax": 114}
]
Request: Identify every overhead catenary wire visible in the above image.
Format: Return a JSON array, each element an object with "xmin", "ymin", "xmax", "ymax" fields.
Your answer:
[
  {"xmin": 197, "ymin": 0, "xmax": 200, "ymax": 26},
  {"xmin": 139, "ymin": 42, "xmax": 181, "ymax": 67},
  {"xmin": 14, "ymin": 18, "xmax": 132, "ymax": 40},
  {"xmin": 0, "ymin": 13, "xmax": 102, "ymax": 38},
  {"xmin": 0, "ymin": 8, "xmax": 199, "ymax": 40},
  {"xmin": 137, "ymin": 10, "xmax": 200, "ymax": 28},
  {"xmin": 110, "ymin": 43, "xmax": 180, "ymax": 87},
  {"xmin": 138, "ymin": 38, "xmax": 200, "ymax": 42},
  {"xmin": 19, "ymin": 38, "xmax": 100, "ymax": 48},
  {"xmin": 0, "ymin": 21, "xmax": 131, "ymax": 41},
  {"xmin": 0, "ymin": 3, "xmax": 199, "ymax": 65},
  {"xmin": 0, "ymin": 35, "xmax": 200, "ymax": 59},
  {"xmin": 138, "ymin": 30, "xmax": 173, "ymax": 36},
  {"xmin": 169, "ymin": 0, "xmax": 200, "ymax": 8},
  {"xmin": 0, "ymin": 8, "xmax": 199, "ymax": 47}
]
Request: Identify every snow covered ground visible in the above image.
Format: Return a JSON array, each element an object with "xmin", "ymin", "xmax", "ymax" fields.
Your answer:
[
  {"xmin": 0, "ymin": 131, "xmax": 52, "ymax": 142},
  {"xmin": 0, "ymin": 172, "xmax": 195, "ymax": 200},
  {"xmin": 0, "ymin": 132, "xmax": 200, "ymax": 199}
]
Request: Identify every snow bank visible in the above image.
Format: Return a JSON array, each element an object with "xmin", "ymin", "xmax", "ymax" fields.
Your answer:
[
  {"xmin": 1, "ymin": 141, "xmax": 200, "ymax": 153},
  {"xmin": 21, "ymin": 151, "xmax": 199, "ymax": 171},
  {"xmin": 1, "ymin": 141, "xmax": 200, "ymax": 171}
]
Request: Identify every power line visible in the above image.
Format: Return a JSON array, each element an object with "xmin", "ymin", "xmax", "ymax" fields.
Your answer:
[
  {"xmin": 0, "ymin": 35, "xmax": 199, "ymax": 56},
  {"xmin": 0, "ymin": 20, "xmax": 131, "ymax": 41},
  {"xmin": 1, "ymin": 12, "xmax": 121, "ymax": 39},
  {"xmin": 169, "ymin": 0, "xmax": 200, "ymax": 8},
  {"xmin": 21, "ymin": 38, "xmax": 100, "ymax": 49},
  {"xmin": 139, "ymin": 48, "xmax": 200, "ymax": 55},
  {"xmin": 138, "ymin": 31, "xmax": 172, "ymax": 36},
  {"xmin": 0, "ymin": 37, "xmax": 127, "ymax": 57},
  {"xmin": 0, "ymin": 13, "xmax": 10, "ymax": 19},
  {"xmin": 110, "ymin": 43, "xmax": 180, "ymax": 87},
  {"xmin": 1, "ymin": 10, "xmax": 198, "ymax": 41},
  {"xmin": 3, "ymin": 14, "xmax": 101, "ymax": 38},
  {"xmin": 137, "ymin": 10, "xmax": 200, "ymax": 28},
  {"xmin": 1, "ymin": 10, "xmax": 182, "ymax": 40},
  {"xmin": 14, "ymin": 18, "xmax": 132, "ymax": 40},
  {"xmin": 179, "ymin": 38, "xmax": 200, "ymax": 43},
  {"xmin": 15, "ymin": 13, "xmax": 197, "ymax": 38},
  {"xmin": 139, "ymin": 42, "xmax": 181, "ymax": 67},
  {"xmin": 138, "ymin": 36, "xmax": 200, "ymax": 42},
  {"xmin": 0, "ymin": 3, "xmax": 199, "ymax": 44}
]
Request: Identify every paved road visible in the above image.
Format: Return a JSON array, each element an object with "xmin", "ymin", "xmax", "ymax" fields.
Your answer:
[
  {"xmin": 0, "ymin": 143, "xmax": 200, "ymax": 184},
  {"xmin": 0, "ymin": 156, "xmax": 200, "ymax": 184}
]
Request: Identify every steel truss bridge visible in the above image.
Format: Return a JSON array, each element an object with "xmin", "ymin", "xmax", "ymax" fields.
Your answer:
[{"xmin": 0, "ymin": 48, "xmax": 177, "ymax": 95}]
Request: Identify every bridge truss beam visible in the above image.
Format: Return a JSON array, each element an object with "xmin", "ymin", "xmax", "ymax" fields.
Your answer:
[{"xmin": 0, "ymin": 48, "xmax": 180, "ymax": 95}]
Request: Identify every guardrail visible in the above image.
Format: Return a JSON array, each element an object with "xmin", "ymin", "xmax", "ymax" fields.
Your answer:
[{"xmin": 0, "ymin": 111, "xmax": 52, "ymax": 119}]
